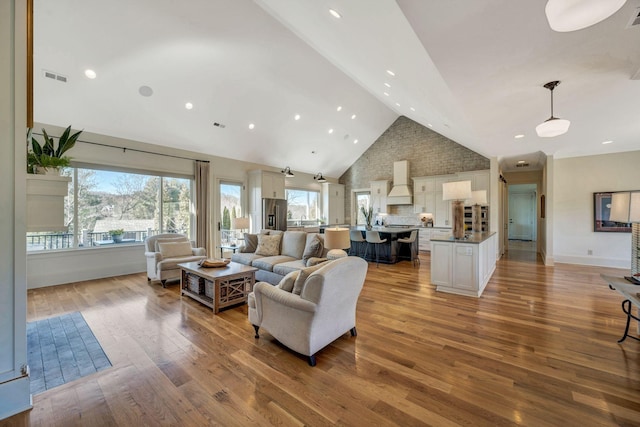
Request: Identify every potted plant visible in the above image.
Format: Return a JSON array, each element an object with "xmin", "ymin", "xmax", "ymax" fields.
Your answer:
[
  {"xmin": 27, "ymin": 126, "xmax": 82, "ymax": 175},
  {"xmin": 109, "ymin": 229, "xmax": 125, "ymax": 243},
  {"xmin": 360, "ymin": 206, "xmax": 373, "ymax": 230}
]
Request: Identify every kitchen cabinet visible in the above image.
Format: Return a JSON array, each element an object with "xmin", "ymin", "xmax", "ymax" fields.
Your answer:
[
  {"xmin": 322, "ymin": 182, "xmax": 345, "ymax": 225},
  {"xmin": 412, "ymin": 177, "xmax": 436, "ymax": 214},
  {"xmin": 458, "ymin": 170, "xmax": 490, "ymax": 201},
  {"xmin": 248, "ymin": 170, "xmax": 286, "ymax": 232},
  {"xmin": 370, "ymin": 180, "xmax": 390, "ymax": 214}
]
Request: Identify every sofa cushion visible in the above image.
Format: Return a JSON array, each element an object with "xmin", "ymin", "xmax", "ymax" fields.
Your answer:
[
  {"xmin": 302, "ymin": 234, "xmax": 323, "ymax": 261},
  {"xmin": 292, "ymin": 262, "xmax": 329, "ymax": 295},
  {"xmin": 231, "ymin": 252, "xmax": 263, "ymax": 266},
  {"xmin": 158, "ymin": 241, "xmax": 193, "ymax": 258},
  {"xmin": 277, "ymin": 270, "xmax": 300, "ymax": 293},
  {"xmin": 273, "ymin": 259, "xmax": 307, "ymax": 276},
  {"xmin": 255, "ymin": 234, "xmax": 282, "ymax": 256},
  {"xmin": 157, "ymin": 255, "xmax": 206, "ymax": 271},
  {"xmin": 281, "ymin": 231, "xmax": 307, "ymax": 259},
  {"xmin": 241, "ymin": 233, "xmax": 258, "ymax": 253},
  {"xmin": 154, "ymin": 236, "xmax": 187, "ymax": 252},
  {"xmin": 252, "ymin": 255, "xmax": 296, "ymax": 272}
]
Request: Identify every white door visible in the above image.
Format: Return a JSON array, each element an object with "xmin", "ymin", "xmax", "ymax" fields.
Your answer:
[{"xmin": 509, "ymin": 192, "xmax": 535, "ymax": 240}]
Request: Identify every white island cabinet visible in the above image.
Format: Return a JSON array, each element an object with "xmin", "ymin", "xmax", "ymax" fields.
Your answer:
[{"xmin": 430, "ymin": 232, "xmax": 497, "ymax": 297}]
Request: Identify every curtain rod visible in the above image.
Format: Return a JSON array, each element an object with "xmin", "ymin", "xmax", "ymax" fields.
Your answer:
[{"xmin": 31, "ymin": 131, "xmax": 210, "ymax": 163}]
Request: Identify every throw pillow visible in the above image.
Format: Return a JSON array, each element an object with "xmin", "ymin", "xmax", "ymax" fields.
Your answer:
[
  {"xmin": 306, "ymin": 257, "xmax": 329, "ymax": 267},
  {"xmin": 154, "ymin": 236, "xmax": 185, "ymax": 252},
  {"xmin": 277, "ymin": 270, "xmax": 300, "ymax": 293},
  {"xmin": 292, "ymin": 262, "xmax": 327, "ymax": 295},
  {"xmin": 255, "ymin": 234, "xmax": 282, "ymax": 256},
  {"xmin": 241, "ymin": 233, "xmax": 258, "ymax": 253},
  {"xmin": 158, "ymin": 241, "xmax": 193, "ymax": 258},
  {"xmin": 302, "ymin": 235, "xmax": 323, "ymax": 261}
]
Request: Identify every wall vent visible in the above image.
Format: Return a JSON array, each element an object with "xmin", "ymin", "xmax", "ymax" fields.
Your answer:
[
  {"xmin": 627, "ymin": 7, "xmax": 640, "ymax": 28},
  {"xmin": 516, "ymin": 163, "xmax": 530, "ymax": 168},
  {"xmin": 43, "ymin": 70, "xmax": 67, "ymax": 83}
]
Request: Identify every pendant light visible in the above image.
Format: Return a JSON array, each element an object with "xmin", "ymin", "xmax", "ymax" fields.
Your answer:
[
  {"xmin": 536, "ymin": 81, "xmax": 570, "ymax": 138},
  {"xmin": 545, "ymin": 0, "xmax": 627, "ymax": 32},
  {"xmin": 281, "ymin": 166, "xmax": 295, "ymax": 177}
]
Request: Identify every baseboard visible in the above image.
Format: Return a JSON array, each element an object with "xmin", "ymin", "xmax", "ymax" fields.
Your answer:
[{"xmin": 553, "ymin": 254, "xmax": 629, "ymax": 269}]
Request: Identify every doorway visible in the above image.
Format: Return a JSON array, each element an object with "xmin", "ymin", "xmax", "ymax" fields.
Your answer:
[
  {"xmin": 507, "ymin": 184, "xmax": 537, "ymax": 260},
  {"xmin": 219, "ymin": 181, "xmax": 243, "ymax": 247}
]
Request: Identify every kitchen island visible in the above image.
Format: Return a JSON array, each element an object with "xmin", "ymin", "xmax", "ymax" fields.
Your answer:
[
  {"xmin": 350, "ymin": 226, "xmax": 420, "ymax": 264},
  {"xmin": 430, "ymin": 232, "xmax": 497, "ymax": 297}
]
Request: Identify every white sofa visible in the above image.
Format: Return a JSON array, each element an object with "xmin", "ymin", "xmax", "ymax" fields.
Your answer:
[
  {"xmin": 248, "ymin": 256, "xmax": 368, "ymax": 366},
  {"xmin": 231, "ymin": 230, "xmax": 328, "ymax": 285},
  {"xmin": 144, "ymin": 233, "xmax": 206, "ymax": 287}
]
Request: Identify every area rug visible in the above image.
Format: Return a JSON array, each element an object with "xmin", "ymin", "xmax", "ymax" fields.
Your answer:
[{"xmin": 27, "ymin": 312, "xmax": 111, "ymax": 394}]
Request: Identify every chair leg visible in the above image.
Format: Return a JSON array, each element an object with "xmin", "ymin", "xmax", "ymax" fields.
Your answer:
[
  {"xmin": 308, "ymin": 355, "xmax": 317, "ymax": 367},
  {"xmin": 253, "ymin": 325, "xmax": 260, "ymax": 339},
  {"xmin": 350, "ymin": 327, "xmax": 357, "ymax": 337}
]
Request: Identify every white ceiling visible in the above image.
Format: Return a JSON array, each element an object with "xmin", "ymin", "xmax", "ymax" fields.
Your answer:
[{"xmin": 33, "ymin": 0, "xmax": 640, "ymax": 177}]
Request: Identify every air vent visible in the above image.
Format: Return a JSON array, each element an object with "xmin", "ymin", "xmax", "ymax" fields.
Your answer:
[
  {"xmin": 627, "ymin": 7, "xmax": 640, "ymax": 27},
  {"xmin": 516, "ymin": 163, "xmax": 530, "ymax": 168},
  {"xmin": 213, "ymin": 122, "xmax": 226, "ymax": 129},
  {"xmin": 43, "ymin": 70, "xmax": 67, "ymax": 83}
]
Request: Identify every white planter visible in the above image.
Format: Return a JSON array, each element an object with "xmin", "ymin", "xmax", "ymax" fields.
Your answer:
[{"xmin": 26, "ymin": 174, "xmax": 71, "ymax": 232}]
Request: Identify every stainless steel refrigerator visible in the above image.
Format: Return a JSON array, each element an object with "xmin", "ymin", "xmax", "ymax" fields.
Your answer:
[{"xmin": 262, "ymin": 198, "xmax": 287, "ymax": 231}]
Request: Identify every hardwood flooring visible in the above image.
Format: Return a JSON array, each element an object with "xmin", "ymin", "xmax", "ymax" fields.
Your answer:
[{"xmin": 3, "ymin": 252, "xmax": 640, "ymax": 426}]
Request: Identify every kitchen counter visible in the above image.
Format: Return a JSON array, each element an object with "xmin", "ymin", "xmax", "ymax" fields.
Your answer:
[
  {"xmin": 350, "ymin": 226, "xmax": 420, "ymax": 264},
  {"xmin": 430, "ymin": 231, "xmax": 496, "ymax": 244}
]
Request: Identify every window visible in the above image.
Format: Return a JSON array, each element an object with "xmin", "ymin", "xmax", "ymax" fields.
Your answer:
[
  {"xmin": 355, "ymin": 191, "xmax": 371, "ymax": 225},
  {"xmin": 286, "ymin": 189, "xmax": 319, "ymax": 224},
  {"xmin": 27, "ymin": 167, "xmax": 194, "ymax": 251},
  {"xmin": 219, "ymin": 181, "xmax": 243, "ymax": 245}
]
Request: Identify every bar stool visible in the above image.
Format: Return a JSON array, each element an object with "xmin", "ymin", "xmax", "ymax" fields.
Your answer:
[
  {"xmin": 397, "ymin": 230, "xmax": 419, "ymax": 266},
  {"xmin": 349, "ymin": 230, "xmax": 366, "ymax": 257},
  {"xmin": 364, "ymin": 231, "xmax": 387, "ymax": 267}
]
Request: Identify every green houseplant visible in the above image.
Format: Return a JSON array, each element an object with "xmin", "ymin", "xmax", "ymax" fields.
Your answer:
[
  {"xmin": 109, "ymin": 229, "xmax": 125, "ymax": 243},
  {"xmin": 28, "ymin": 126, "xmax": 82, "ymax": 174},
  {"xmin": 360, "ymin": 206, "xmax": 373, "ymax": 230}
]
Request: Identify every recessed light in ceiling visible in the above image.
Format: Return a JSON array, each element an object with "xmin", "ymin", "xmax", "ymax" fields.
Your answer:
[
  {"xmin": 602, "ymin": 140, "xmax": 613, "ymax": 144},
  {"xmin": 84, "ymin": 69, "xmax": 96, "ymax": 79},
  {"xmin": 386, "ymin": 70, "xmax": 395, "ymax": 77},
  {"xmin": 515, "ymin": 134, "xmax": 525, "ymax": 139},
  {"xmin": 383, "ymin": 92, "xmax": 389, "ymax": 96},
  {"xmin": 517, "ymin": 160, "xmax": 526, "ymax": 164},
  {"xmin": 185, "ymin": 102, "xmax": 193, "ymax": 110},
  {"xmin": 384, "ymin": 83, "xmax": 391, "ymax": 88},
  {"xmin": 410, "ymin": 107, "xmax": 415, "ymax": 112},
  {"xmin": 351, "ymin": 114, "xmax": 356, "ymax": 120},
  {"xmin": 329, "ymin": 9, "xmax": 341, "ymax": 19},
  {"xmin": 294, "ymin": 114, "xmax": 301, "ymax": 120},
  {"xmin": 336, "ymin": 106, "xmax": 342, "ymax": 111},
  {"xmin": 427, "ymin": 123, "xmax": 433, "ymax": 127},
  {"xmin": 328, "ymin": 128, "xmax": 334, "ymax": 134},
  {"xmin": 249, "ymin": 123, "xmax": 255, "ymax": 130},
  {"xmin": 139, "ymin": 85, "xmax": 153, "ymax": 97},
  {"xmin": 354, "ymin": 139, "xmax": 358, "ymax": 144},
  {"xmin": 395, "ymin": 102, "xmax": 401, "ymax": 107}
]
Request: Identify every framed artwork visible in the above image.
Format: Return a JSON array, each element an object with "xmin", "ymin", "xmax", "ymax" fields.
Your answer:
[{"xmin": 593, "ymin": 191, "xmax": 633, "ymax": 232}]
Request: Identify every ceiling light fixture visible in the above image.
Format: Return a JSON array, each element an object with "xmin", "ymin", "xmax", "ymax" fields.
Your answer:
[
  {"xmin": 410, "ymin": 107, "xmax": 415, "ymax": 112},
  {"xmin": 602, "ymin": 140, "xmax": 613, "ymax": 144},
  {"xmin": 545, "ymin": 0, "xmax": 627, "ymax": 32},
  {"xmin": 384, "ymin": 83, "xmax": 391, "ymax": 88},
  {"xmin": 329, "ymin": 8, "xmax": 341, "ymax": 19},
  {"xmin": 518, "ymin": 160, "xmax": 526, "ymax": 164},
  {"xmin": 336, "ymin": 106, "xmax": 342, "ymax": 111},
  {"xmin": 313, "ymin": 173, "xmax": 327, "ymax": 183},
  {"xmin": 515, "ymin": 134, "xmax": 525, "ymax": 139},
  {"xmin": 427, "ymin": 123, "xmax": 433, "ymax": 128},
  {"xmin": 328, "ymin": 128, "xmax": 334, "ymax": 134},
  {"xmin": 383, "ymin": 92, "xmax": 389, "ymax": 96},
  {"xmin": 536, "ymin": 80, "xmax": 570, "ymax": 138},
  {"xmin": 248, "ymin": 123, "xmax": 255, "ymax": 130},
  {"xmin": 84, "ymin": 69, "xmax": 96, "ymax": 79},
  {"xmin": 386, "ymin": 70, "xmax": 395, "ymax": 77},
  {"xmin": 294, "ymin": 114, "xmax": 301, "ymax": 120},
  {"xmin": 351, "ymin": 114, "xmax": 356, "ymax": 119},
  {"xmin": 395, "ymin": 102, "xmax": 401, "ymax": 107},
  {"xmin": 281, "ymin": 166, "xmax": 295, "ymax": 177},
  {"xmin": 354, "ymin": 139, "xmax": 358, "ymax": 144},
  {"xmin": 185, "ymin": 102, "xmax": 193, "ymax": 110}
]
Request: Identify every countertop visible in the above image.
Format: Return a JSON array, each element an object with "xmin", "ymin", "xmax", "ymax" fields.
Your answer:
[
  {"xmin": 351, "ymin": 226, "xmax": 421, "ymax": 233},
  {"xmin": 430, "ymin": 231, "xmax": 496, "ymax": 244}
]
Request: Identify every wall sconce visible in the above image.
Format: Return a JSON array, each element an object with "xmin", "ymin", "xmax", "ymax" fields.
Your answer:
[
  {"xmin": 313, "ymin": 173, "xmax": 327, "ymax": 183},
  {"xmin": 281, "ymin": 166, "xmax": 295, "ymax": 177}
]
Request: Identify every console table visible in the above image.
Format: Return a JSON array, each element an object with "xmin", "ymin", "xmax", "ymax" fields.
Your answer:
[{"xmin": 601, "ymin": 274, "xmax": 640, "ymax": 343}]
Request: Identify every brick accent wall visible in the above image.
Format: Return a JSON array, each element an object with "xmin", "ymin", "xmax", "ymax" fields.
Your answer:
[{"xmin": 340, "ymin": 116, "xmax": 490, "ymax": 220}]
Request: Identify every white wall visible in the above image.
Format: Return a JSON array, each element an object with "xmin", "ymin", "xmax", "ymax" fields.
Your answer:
[{"xmin": 553, "ymin": 151, "xmax": 640, "ymax": 268}]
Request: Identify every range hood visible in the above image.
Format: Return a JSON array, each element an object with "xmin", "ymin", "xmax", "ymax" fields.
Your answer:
[{"xmin": 387, "ymin": 160, "xmax": 413, "ymax": 205}]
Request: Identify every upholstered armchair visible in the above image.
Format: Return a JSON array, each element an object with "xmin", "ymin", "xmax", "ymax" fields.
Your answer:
[
  {"xmin": 248, "ymin": 256, "xmax": 368, "ymax": 366},
  {"xmin": 144, "ymin": 234, "xmax": 206, "ymax": 287}
]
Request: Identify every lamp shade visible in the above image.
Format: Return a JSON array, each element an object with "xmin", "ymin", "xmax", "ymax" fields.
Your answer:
[
  {"xmin": 470, "ymin": 190, "xmax": 487, "ymax": 205},
  {"xmin": 442, "ymin": 181, "xmax": 472, "ymax": 201},
  {"xmin": 536, "ymin": 117, "xmax": 571, "ymax": 137},
  {"xmin": 609, "ymin": 192, "xmax": 640, "ymax": 223},
  {"xmin": 324, "ymin": 227, "xmax": 351, "ymax": 250},
  {"xmin": 545, "ymin": 0, "xmax": 627, "ymax": 32},
  {"xmin": 231, "ymin": 217, "xmax": 250, "ymax": 230}
]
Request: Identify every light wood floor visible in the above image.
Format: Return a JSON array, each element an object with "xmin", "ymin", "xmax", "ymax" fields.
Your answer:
[{"xmin": 3, "ymin": 251, "xmax": 640, "ymax": 426}]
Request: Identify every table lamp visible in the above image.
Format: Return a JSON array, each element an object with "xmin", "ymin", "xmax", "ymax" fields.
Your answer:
[
  {"xmin": 469, "ymin": 190, "xmax": 487, "ymax": 233},
  {"xmin": 324, "ymin": 227, "xmax": 351, "ymax": 260},
  {"xmin": 231, "ymin": 217, "xmax": 250, "ymax": 233},
  {"xmin": 442, "ymin": 180, "xmax": 472, "ymax": 239},
  {"xmin": 609, "ymin": 191, "xmax": 640, "ymax": 276}
]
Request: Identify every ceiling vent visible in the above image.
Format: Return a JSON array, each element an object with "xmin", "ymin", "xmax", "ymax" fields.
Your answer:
[
  {"xmin": 516, "ymin": 163, "xmax": 530, "ymax": 168},
  {"xmin": 627, "ymin": 8, "xmax": 640, "ymax": 28},
  {"xmin": 42, "ymin": 70, "xmax": 67, "ymax": 83}
]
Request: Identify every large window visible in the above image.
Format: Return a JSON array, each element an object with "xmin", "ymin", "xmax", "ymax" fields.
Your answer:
[
  {"xmin": 27, "ymin": 167, "xmax": 194, "ymax": 251},
  {"xmin": 286, "ymin": 189, "xmax": 319, "ymax": 223}
]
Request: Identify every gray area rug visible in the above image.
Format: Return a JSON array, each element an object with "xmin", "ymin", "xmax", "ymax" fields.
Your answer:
[{"xmin": 27, "ymin": 312, "xmax": 111, "ymax": 394}]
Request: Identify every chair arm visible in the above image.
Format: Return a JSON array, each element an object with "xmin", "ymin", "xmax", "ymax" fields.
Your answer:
[
  {"xmin": 145, "ymin": 251, "xmax": 162, "ymax": 262},
  {"xmin": 192, "ymin": 247, "xmax": 206, "ymax": 257},
  {"xmin": 254, "ymin": 282, "xmax": 317, "ymax": 313}
]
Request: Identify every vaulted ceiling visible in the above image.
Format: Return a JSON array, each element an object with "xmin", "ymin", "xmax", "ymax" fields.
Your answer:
[{"xmin": 33, "ymin": 0, "xmax": 640, "ymax": 176}]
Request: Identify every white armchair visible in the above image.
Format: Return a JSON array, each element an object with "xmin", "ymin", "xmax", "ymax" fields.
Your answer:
[
  {"xmin": 248, "ymin": 256, "xmax": 368, "ymax": 366},
  {"xmin": 144, "ymin": 234, "xmax": 206, "ymax": 287}
]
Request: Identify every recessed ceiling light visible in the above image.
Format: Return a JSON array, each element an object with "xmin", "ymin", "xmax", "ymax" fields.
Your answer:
[
  {"xmin": 351, "ymin": 114, "xmax": 356, "ymax": 120},
  {"xmin": 515, "ymin": 134, "xmax": 525, "ymax": 139},
  {"xmin": 383, "ymin": 92, "xmax": 389, "ymax": 96},
  {"xmin": 384, "ymin": 83, "xmax": 391, "ymax": 88},
  {"xmin": 354, "ymin": 139, "xmax": 358, "ymax": 144},
  {"xmin": 410, "ymin": 107, "xmax": 415, "ymax": 112},
  {"xmin": 395, "ymin": 102, "xmax": 401, "ymax": 107},
  {"xmin": 84, "ymin": 69, "xmax": 96, "ymax": 79},
  {"xmin": 249, "ymin": 123, "xmax": 255, "ymax": 130},
  {"xmin": 328, "ymin": 128, "xmax": 334, "ymax": 134},
  {"xmin": 602, "ymin": 140, "xmax": 613, "ymax": 144},
  {"xmin": 427, "ymin": 123, "xmax": 433, "ymax": 128},
  {"xmin": 329, "ymin": 8, "xmax": 341, "ymax": 19},
  {"xmin": 294, "ymin": 114, "xmax": 301, "ymax": 120},
  {"xmin": 336, "ymin": 106, "xmax": 342, "ymax": 111},
  {"xmin": 517, "ymin": 160, "xmax": 526, "ymax": 164},
  {"xmin": 185, "ymin": 102, "xmax": 193, "ymax": 110},
  {"xmin": 386, "ymin": 70, "xmax": 395, "ymax": 77}
]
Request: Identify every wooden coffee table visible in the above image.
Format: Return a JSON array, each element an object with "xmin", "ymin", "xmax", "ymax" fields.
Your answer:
[{"xmin": 178, "ymin": 261, "xmax": 258, "ymax": 313}]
